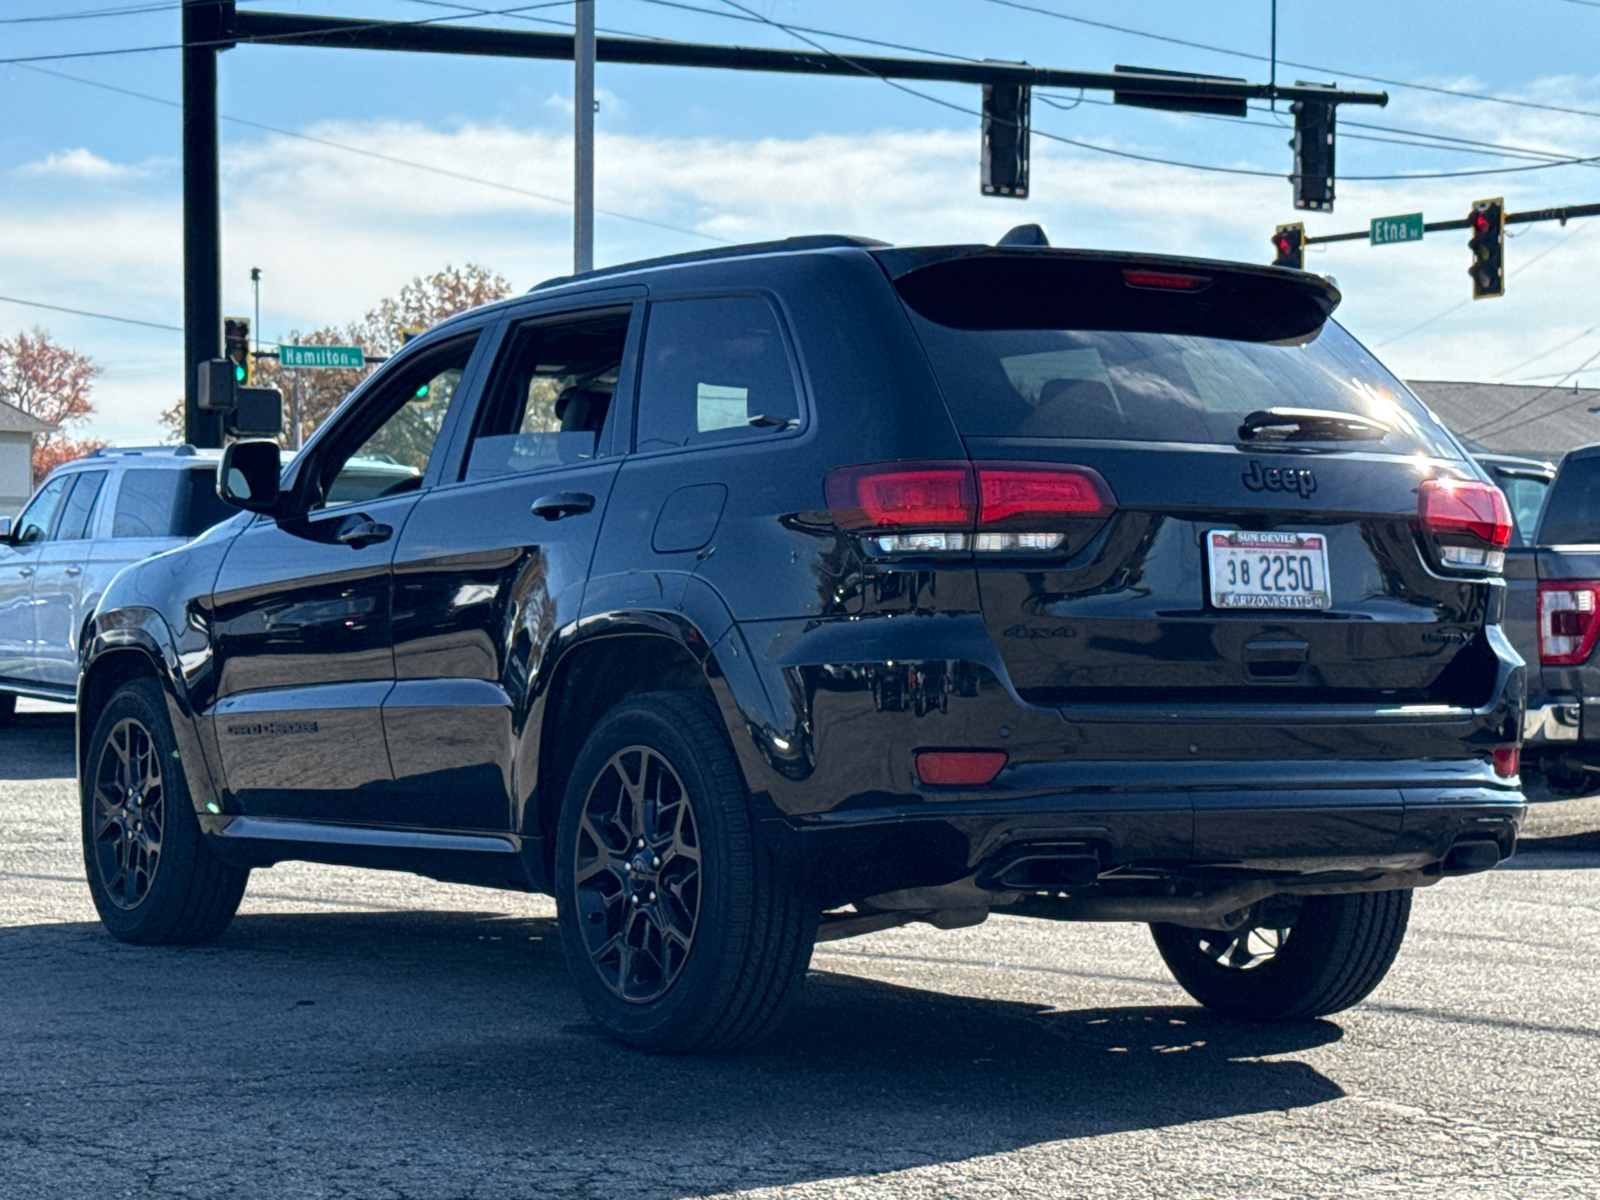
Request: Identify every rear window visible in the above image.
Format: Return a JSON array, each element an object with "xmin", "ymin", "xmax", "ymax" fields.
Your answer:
[
  {"xmin": 1538, "ymin": 457, "xmax": 1600, "ymax": 545},
  {"xmin": 906, "ymin": 317, "xmax": 1459, "ymax": 458},
  {"xmin": 112, "ymin": 467, "xmax": 233, "ymax": 539},
  {"xmin": 892, "ymin": 257, "xmax": 1459, "ymax": 458}
]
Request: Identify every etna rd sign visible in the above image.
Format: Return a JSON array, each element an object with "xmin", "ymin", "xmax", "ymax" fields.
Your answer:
[
  {"xmin": 1370, "ymin": 213, "xmax": 1424, "ymax": 246},
  {"xmin": 279, "ymin": 344, "xmax": 365, "ymax": 369}
]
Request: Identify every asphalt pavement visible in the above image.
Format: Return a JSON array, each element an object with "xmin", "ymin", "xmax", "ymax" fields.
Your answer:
[{"xmin": 2, "ymin": 699, "xmax": 1597, "ymax": 1199}]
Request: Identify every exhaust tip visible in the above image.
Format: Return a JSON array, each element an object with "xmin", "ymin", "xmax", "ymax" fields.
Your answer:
[{"xmin": 1442, "ymin": 839, "xmax": 1502, "ymax": 875}]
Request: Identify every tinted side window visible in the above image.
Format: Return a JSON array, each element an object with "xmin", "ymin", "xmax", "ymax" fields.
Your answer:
[
  {"xmin": 465, "ymin": 310, "xmax": 630, "ymax": 480},
  {"xmin": 1538, "ymin": 457, "xmax": 1600, "ymax": 545},
  {"xmin": 178, "ymin": 467, "xmax": 236, "ymax": 537},
  {"xmin": 55, "ymin": 470, "xmax": 107, "ymax": 540},
  {"xmin": 112, "ymin": 470, "xmax": 181, "ymax": 537},
  {"xmin": 635, "ymin": 297, "xmax": 800, "ymax": 452},
  {"xmin": 1487, "ymin": 470, "xmax": 1550, "ymax": 547},
  {"xmin": 14, "ymin": 475, "xmax": 70, "ymax": 544}
]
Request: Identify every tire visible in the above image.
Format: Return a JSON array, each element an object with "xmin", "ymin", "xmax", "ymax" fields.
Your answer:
[
  {"xmin": 1150, "ymin": 889, "xmax": 1411, "ymax": 1021},
  {"xmin": 555, "ymin": 690, "xmax": 816, "ymax": 1053},
  {"xmin": 81, "ymin": 678, "xmax": 249, "ymax": 944},
  {"xmin": 0, "ymin": 691, "xmax": 15, "ymax": 727}
]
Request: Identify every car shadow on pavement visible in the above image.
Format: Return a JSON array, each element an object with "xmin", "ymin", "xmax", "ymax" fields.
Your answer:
[
  {"xmin": 0, "ymin": 711, "xmax": 76, "ymax": 781},
  {"xmin": 1, "ymin": 907, "xmax": 1346, "ymax": 1196}
]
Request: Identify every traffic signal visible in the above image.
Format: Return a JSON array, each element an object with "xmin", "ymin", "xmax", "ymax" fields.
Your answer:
[
  {"xmin": 981, "ymin": 82, "xmax": 1031, "ymax": 199},
  {"xmin": 1468, "ymin": 198, "xmax": 1505, "ymax": 299},
  {"xmin": 1290, "ymin": 94, "xmax": 1336, "ymax": 212},
  {"xmin": 1272, "ymin": 223, "xmax": 1306, "ymax": 269},
  {"xmin": 224, "ymin": 316, "xmax": 251, "ymax": 384}
]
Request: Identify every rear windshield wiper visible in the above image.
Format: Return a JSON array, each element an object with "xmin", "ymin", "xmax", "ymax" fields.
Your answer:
[{"xmin": 1239, "ymin": 407, "xmax": 1392, "ymax": 442}]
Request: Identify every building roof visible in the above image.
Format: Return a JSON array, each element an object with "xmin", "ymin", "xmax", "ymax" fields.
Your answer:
[
  {"xmin": 1407, "ymin": 380, "xmax": 1600, "ymax": 461},
  {"xmin": 0, "ymin": 398, "xmax": 55, "ymax": 435}
]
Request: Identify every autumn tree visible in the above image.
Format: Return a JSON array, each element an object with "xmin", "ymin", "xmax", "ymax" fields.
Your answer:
[
  {"xmin": 164, "ymin": 264, "xmax": 513, "ymax": 446},
  {"xmin": 0, "ymin": 327, "xmax": 108, "ymax": 483}
]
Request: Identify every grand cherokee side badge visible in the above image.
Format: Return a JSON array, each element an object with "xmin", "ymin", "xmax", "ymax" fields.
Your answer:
[{"xmin": 1242, "ymin": 460, "xmax": 1316, "ymax": 499}]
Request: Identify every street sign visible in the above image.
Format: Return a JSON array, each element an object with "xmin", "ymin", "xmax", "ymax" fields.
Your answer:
[
  {"xmin": 1370, "ymin": 212, "xmax": 1424, "ymax": 246},
  {"xmin": 279, "ymin": 344, "xmax": 365, "ymax": 369}
]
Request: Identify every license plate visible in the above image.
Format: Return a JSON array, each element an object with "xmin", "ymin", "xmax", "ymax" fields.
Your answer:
[{"xmin": 1207, "ymin": 530, "xmax": 1331, "ymax": 611}]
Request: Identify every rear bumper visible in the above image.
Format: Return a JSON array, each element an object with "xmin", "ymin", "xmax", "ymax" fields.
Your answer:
[{"xmin": 778, "ymin": 781, "xmax": 1525, "ymax": 908}]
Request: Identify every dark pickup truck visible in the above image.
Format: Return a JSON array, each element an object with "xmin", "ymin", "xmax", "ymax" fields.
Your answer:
[{"xmin": 1496, "ymin": 447, "xmax": 1600, "ymax": 794}]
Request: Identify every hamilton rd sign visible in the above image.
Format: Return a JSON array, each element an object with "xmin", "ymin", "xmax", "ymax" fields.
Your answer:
[{"xmin": 279, "ymin": 344, "xmax": 365, "ymax": 369}]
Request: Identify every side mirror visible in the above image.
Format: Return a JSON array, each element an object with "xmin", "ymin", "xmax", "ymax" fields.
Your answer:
[{"xmin": 217, "ymin": 440, "xmax": 284, "ymax": 515}]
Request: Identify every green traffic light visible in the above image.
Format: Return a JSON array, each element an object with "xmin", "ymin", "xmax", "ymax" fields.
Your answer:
[
  {"xmin": 234, "ymin": 363, "xmax": 247, "ymax": 384},
  {"xmin": 415, "ymin": 383, "xmax": 430, "ymax": 398}
]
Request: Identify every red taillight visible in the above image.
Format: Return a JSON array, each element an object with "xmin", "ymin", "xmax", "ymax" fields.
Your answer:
[
  {"xmin": 1538, "ymin": 581, "xmax": 1600, "ymax": 666},
  {"xmin": 825, "ymin": 461, "xmax": 1116, "ymax": 542},
  {"xmin": 1418, "ymin": 479, "xmax": 1513, "ymax": 548},
  {"xmin": 977, "ymin": 464, "xmax": 1113, "ymax": 525},
  {"xmin": 916, "ymin": 750, "xmax": 1008, "ymax": 786},
  {"xmin": 1492, "ymin": 746, "xmax": 1520, "ymax": 779},
  {"xmin": 1121, "ymin": 268, "xmax": 1212, "ymax": 291},
  {"xmin": 824, "ymin": 462, "xmax": 974, "ymax": 530}
]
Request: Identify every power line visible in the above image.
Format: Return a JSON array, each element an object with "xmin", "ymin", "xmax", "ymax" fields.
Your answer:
[
  {"xmin": 1373, "ymin": 218, "xmax": 1597, "ymax": 350},
  {"xmin": 0, "ymin": 1, "xmax": 575, "ymax": 66},
  {"xmin": 17, "ymin": 63, "xmax": 733, "ymax": 245},
  {"xmin": 632, "ymin": 0, "xmax": 1600, "ymax": 171},
  {"xmin": 701, "ymin": 1, "xmax": 1600, "ymax": 183},
  {"xmin": 0, "ymin": 294, "xmax": 183, "ymax": 332},
  {"xmin": 0, "ymin": 3, "xmax": 176, "ymax": 25},
  {"xmin": 1466, "ymin": 349, "xmax": 1600, "ymax": 439},
  {"xmin": 982, "ymin": 0, "xmax": 1600, "ymax": 124}
]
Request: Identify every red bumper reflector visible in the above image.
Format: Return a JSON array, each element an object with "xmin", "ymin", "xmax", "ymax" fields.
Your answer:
[
  {"xmin": 916, "ymin": 750, "xmax": 1008, "ymax": 786},
  {"xmin": 1492, "ymin": 746, "xmax": 1520, "ymax": 779}
]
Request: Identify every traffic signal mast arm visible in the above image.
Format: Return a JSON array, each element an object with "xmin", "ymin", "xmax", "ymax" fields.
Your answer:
[
  {"xmin": 1297, "ymin": 200, "xmax": 1600, "ymax": 245},
  {"xmin": 230, "ymin": 9, "xmax": 1389, "ymax": 109}
]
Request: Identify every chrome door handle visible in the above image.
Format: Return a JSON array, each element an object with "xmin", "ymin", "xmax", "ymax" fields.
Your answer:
[
  {"xmin": 65, "ymin": 566, "xmax": 83, "ymax": 576},
  {"xmin": 18, "ymin": 566, "xmax": 34, "ymax": 577}
]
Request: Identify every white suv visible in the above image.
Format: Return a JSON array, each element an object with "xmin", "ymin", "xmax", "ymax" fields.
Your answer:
[{"xmin": 0, "ymin": 446, "xmax": 235, "ymax": 720}]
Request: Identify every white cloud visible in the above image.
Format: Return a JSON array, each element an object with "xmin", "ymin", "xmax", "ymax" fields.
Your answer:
[
  {"xmin": 14, "ymin": 92, "xmax": 1600, "ymax": 444},
  {"xmin": 18, "ymin": 148, "xmax": 146, "ymax": 180}
]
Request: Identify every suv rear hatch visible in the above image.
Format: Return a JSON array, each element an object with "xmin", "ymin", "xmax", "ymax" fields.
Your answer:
[{"xmin": 865, "ymin": 248, "xmax": 1509, "ymax": 710}]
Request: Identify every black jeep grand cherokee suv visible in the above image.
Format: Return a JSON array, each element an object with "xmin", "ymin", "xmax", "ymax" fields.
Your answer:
[{"xmin": 79, "ymin": 233, "xmax": 1525, "ymax": 1052}]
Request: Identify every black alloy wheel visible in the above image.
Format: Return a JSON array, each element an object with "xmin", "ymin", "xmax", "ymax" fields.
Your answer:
[
  {"xmin": 81, "ymin": 678, "xmax": 250, "ymax": 944},
  {"xmin": 1151, "ymin": 888, "xmax": 1412, "ymax": 1021},
  {"xmin": 89, "ymin": 715, "xmax": 167, "ymax": 910},
  {"xmin": 572, "ymin": 744, "xmax": 703, "ymax": 1004},
  {"xmin": 555, "ymin": 691, "xmax": 816, "ymax": 1053}
]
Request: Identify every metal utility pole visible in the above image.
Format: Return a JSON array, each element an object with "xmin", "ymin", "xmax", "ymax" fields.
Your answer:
[
  {"xmin": 250, "ymin": 266, "xmax": 261, "ymax": 353},
  {"xmin": 182, "ymin": 0, "xmax": 227, "ymax": 448},
  {"xmin": 574, "ymin": 0, "xmax": 595, "ymax": 275}
]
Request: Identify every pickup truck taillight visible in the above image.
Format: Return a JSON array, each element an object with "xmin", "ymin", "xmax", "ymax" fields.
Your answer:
[
  {"xmin": 1418, "ymin": 479, "xmax": 1512, "ymax": 573},
  {"xmin": 825, "ymin": 461, "xmax": 1115, "ymax": 556},
  {"xmin": 1538, "ymin": 581, "xmax": 1600, "ymax": 666}
]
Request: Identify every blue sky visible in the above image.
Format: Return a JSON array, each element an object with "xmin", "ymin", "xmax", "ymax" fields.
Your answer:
[{"xmin": 7, "ymin": 0, "xmax": 1600, "ymax": 442}]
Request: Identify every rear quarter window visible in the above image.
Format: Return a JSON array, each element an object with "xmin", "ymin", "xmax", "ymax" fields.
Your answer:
[{"xmin": 111, "ymin": 470, "xmax": 180, "ymax": 537}]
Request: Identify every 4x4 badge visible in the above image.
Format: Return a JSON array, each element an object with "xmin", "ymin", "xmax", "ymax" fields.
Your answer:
[{"xmin": 1241, "ymin": 460, "xmax": 1316, "ymax": 499}]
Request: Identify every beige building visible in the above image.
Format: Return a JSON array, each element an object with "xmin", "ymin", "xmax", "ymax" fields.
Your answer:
[{"xmin": 0, "ymin": 399, "xmax": 54, "ymax": 519}]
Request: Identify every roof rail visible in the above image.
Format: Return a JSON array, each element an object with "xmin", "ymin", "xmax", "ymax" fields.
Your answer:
[
  {"xmin": 90, "ymin": 443, "xmax": 199, "ymax": 457},
  {"xmin": 531, "ymin": 234, "xmax": 889, "ymax": 291}
]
